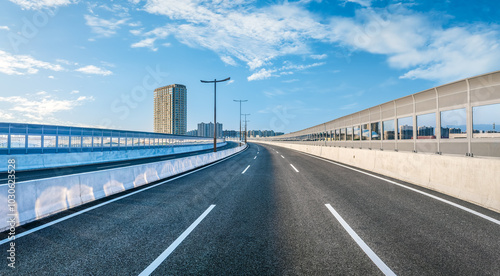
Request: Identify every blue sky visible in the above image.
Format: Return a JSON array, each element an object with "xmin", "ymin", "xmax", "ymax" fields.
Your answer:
[{"xmin": 0, "ymin": 0, "xmax": 499, "ymax": 133}]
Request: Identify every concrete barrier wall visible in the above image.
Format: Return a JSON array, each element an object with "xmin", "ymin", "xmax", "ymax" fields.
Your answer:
[
  {"xmin": 0, "ymin": 142, "xmax": 226, "ymax": 172},
  {"xmin": 256, "ymin": 141, "xmax": 500, "ymax": 213},
  {"xmin": 0, "ymin": 144, "xmax": 246, "ymax": 231}
]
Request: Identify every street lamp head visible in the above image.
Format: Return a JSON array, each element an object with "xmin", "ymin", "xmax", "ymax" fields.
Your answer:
[{"xmin": 201, "ymin": 77, "xmax": 230, "ymax": 83}]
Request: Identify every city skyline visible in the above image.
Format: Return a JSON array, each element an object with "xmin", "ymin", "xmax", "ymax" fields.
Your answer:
[
  {"xmin": 0, "ymin": 0, "xmax": 499, "ymax": 134},
  {"xmin": 196, "ymin": 122, "xmax": 223, "ymax": 138}
]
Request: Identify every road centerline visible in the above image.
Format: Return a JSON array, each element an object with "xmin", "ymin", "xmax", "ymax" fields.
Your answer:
[
  {"xmin": 242, "ymin": 165, "xmax": 251, "ymax": 174},
  {"xmin": 139, "ymin": 205, "xmax": 216, "ymax": 276},
  {"xmin": 290, "ymin": 164, "xmax": 299, "ymax": 172},
  {"xmin": 325, "ymin": 204, "xmax": 396, "ymax": 276}
]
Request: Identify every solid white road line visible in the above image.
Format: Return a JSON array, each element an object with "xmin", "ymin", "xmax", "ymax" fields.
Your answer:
[
  {"xmin": 97, "ymin": 163, "xmax": 131, "ymax": 169},
  {"xmin": 0, "ymin": 146, "xmax": 248, "ymax": 245},
  {"xmin": 325, "ymin": 204, "xmax": 396, "ymax": 276},
  {"xmin": 242, "ymin": 165, "xmax": 251, "ymax": 174},
  {"xmin": 290, "ymin": 164, "xmax": 299, "ymax": 173},
  {"xmin": 300, "ymin": 152, "xmax": 500, "ymax": 226},
  {"xmin": 139, "ymin": 205, "xmax": 216, "ymax": 276},
  {"xmin": 280, "ymin": 155, "xmax": 284, "ymax": 159}
]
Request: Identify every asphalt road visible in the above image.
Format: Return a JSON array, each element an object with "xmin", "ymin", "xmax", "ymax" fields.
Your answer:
[
  {"xmin": 1, "ymin": 142, "xmax": 499, "ymax": 275},
  {"xmin": 0, "ymin": 141, "xmax": 238, "ymax": 184}
]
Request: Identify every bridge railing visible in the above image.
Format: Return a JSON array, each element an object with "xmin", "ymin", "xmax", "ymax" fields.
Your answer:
[
  {"xmin": 0, "ymin": 123, "xmax": 224, "ymax": 155},
  {"xmin": 263, "ymin": 70, "xmax": 500, "ymax": 158}
]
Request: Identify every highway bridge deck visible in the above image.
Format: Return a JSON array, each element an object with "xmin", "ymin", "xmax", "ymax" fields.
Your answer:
[{"xmin": 1, "ymin": 143, "xmax": 499, "ymax": 275}]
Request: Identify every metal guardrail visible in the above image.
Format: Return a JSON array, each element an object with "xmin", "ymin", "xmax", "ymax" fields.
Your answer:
[
  {"xmin": 0, "ymin": 123, "xmax": 224, "ymax": 155},
  {"xmin": 263, "ymin": 70, "xmax": 500, "ymax": 158}
]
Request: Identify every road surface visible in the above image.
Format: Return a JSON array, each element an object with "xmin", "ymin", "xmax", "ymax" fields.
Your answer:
[{"xmin": 1, "ymin": 142, "xmax": 499, "ymax": 275}]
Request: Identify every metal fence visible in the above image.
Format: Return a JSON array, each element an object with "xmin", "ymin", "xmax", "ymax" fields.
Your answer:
[
  {"xmin": 264, "ymin": 70, "xmax": 500, "ymax": 158},
  {"xmin": 0, "ymin": 123, "xmax": 223, "ymax": 155}
]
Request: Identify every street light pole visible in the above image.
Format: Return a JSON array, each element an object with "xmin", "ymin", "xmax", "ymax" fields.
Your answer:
[
  {"xmin": 201, "ymin": 77, "xmax": 230, "ymax": 152},
  {"xmin": 244, "ymin": 120, "xmax": 250, "ymax": 143},
  {"xmin": 233, "ymin": 99, "xmax": 247, "ymax": 145},
  {"xmin": 242, "ymin": 113, "xmax": 250, "ymax": 144}
]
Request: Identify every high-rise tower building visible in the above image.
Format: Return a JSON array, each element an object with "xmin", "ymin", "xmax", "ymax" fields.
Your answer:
[{"xmin": 154, "ymin": 84, "xmax": 187, "ymax": 135}]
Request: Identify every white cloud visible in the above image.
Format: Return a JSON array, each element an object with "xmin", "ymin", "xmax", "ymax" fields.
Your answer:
[
  {"xmin": 0, "ymin": 110, "xmax": 14, "ymax": 120},
  {"xmin": 8, "ymin": 0, "xmax": 72, "ymax": 10},
  {"xmin": 134, "ymin": 1, "xmax": 500, "ymax": 82},
  {"xmin": 141, "ymin": 0, "xmax": 327, "ymax": 70},
  {"xmin": 327, "ymin": 5, "xmax": 500, "ymax": 82},
  {"xmin": 130, "ymin": 29, "xmax": 142, "ymax": 36},
  {"xmin": 71, "ymin": 90, "xmax": 79, "ymax": 94},
  {"xmin": 248, "ymin": 61, "xmax": 325, "ymax": 81},
  {"xmin": 76, "ymin": 65, "xmax": 113, "ymax": 76},
  {"xmin": 0, "ymin": 50, "xmax": 64, "ymax": 75},
  {"xmin": 0, "ymin": 94, "xmax": 94, "ymax": 121},
  {"xmin": 343, "ymin": 0, "xmax": 372, "ymax": 7},
  {"xmin": 396, "ymin": 27, "xmax": 500, "ymax": 81},
  {"xmin": 84, "ymin": 14, "xmax": 129, "ymax": 37},
  {"xmin": 310, "ymin": 54, "xmax": 327, "ymax": 60},
  {"xmin": 98, "ymin": 4, "xmax": 129, "ymax": 15},
  {"xmin": 8, "ymin": 0, "xmax": 480, "ymax": 85},
  {"xmin": 48, "ymin": 75, "xmax": 55, "ymax": 79},
  {"xmin": 247, "ymin": 68, "xmax": 276, "ymax": 81},
  {"xmin": 221, "ymin": 56, "xmax": 237, "ymax": 66},
  {"xmin": 280, "ymin": 62, "xmax": 325, "ymax": 71},
  {"xmin": 131, "ymin": 37, "xmax": 158, "ymax": 51},
  {"xmin": 130, "ymin": 25, "xmax": 170, "ymax": 50}
]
